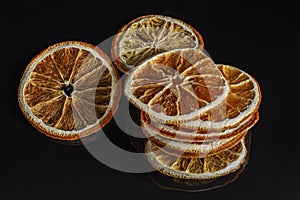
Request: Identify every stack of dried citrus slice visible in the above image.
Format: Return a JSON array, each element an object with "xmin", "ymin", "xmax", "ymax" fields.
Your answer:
[
  {"xmin": 18, "ymin": 13, "xmax": 262, "ymax": 182},
  {"xmin": 116, "ymin": 15, "xmax": 262, "ymax": 180}
]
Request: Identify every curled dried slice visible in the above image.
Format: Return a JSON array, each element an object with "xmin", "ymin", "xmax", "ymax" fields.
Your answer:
[
  {"xmin": 18, "ymin": 41, "xmax": 121, "ymax": 141},
  {"xmin": 112, "ymin": 14, "xmax": 204, "ymax": 73},
  {"xmin": 180, "ymin": 64, "xmax": 262, "ymax": 130},
  {"xmin": 142, "ymin": 112, "xmax": 257, "ymax": 157},
  {"xmin": 143, "ymin": 125, "xmax": 248, "ymax": 158},
  {"xmin": 141, "ymin": 111, "xmax": 259, "ymax": 143},
  {"xmin": 145, "ymin": 138, "xmax": 247, "ymax": 180},
  {"xmin": 143, "ymin": 64, "xmax": 261, "ymax": 138},
  {"xmin": 125, "ymin": 48, "xmax": 230, "ymax": 124}
]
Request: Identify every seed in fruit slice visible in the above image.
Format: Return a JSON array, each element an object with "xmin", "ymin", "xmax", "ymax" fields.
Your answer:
[
  {"xmin": 112, "ymin": 14, "xmax": 204, "ymax": 73},
  {"xmin": 18, "ymin": 41, "xmax": 121, "ymax": 141},
  {"xmin": 145, "ymin": 138, "xmax": 247, "ymax": 180},
  {"xmin": 125, "ymin": 48, "xmax": 230, "ymax": 124}
]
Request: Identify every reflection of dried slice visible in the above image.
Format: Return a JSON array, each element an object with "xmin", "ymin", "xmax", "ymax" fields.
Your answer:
[
  {"xmin": 112, "ymin": 14, "xmax": 204, "ymax": 73},
  {"xmin": 18, "ymin": 41, "xmax": 121, "ymax": 141},
  {"xmin": 73, "ymin": 65, "xmax": 107, "ymax": 90},
  {"xmin": 72, "ymin": 96, "xmax": 98, "ymax": 125},
  {"xmin": 74, "ymin": 86, "xmax": 111, "ymax": 106},
  {"xmin": 145, "ymin": 138, "xmax": 247, "ymax": 180},
  {"xmin": 125, "ymin": 48, "xmax": 230, "ymax": 124}
]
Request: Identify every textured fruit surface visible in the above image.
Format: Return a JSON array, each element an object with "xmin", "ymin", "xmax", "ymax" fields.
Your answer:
[{"xmin": 18, "ymin": 41, "xmax": 120, "ymax": 140}]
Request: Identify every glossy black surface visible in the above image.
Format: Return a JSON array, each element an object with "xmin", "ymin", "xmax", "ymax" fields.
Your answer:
[{"xmin": 2, "ymin": 1, "xmax": 298, "ymax": 199}]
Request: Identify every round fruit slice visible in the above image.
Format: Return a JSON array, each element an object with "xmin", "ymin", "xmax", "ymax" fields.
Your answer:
[
  {"xmin": 145, "ymin": 64, "xmax": 261, "ymax": 133},
  {"xmin": 112, "ymin": 14, "xmax": 204, "ymax": 73},
  {"xmin": 148, "ymin": 133, "xmax": 252, "ymax": 192},
  {"xmin": 181, "ymin": 64, "xmax": 262, "ymax": 130},
  {"xmin": 145, "ymin": 138, "xmax": 247, "ymax": 180},
  {"xmin": 125, "ymin": 48, "xmax": 230, "ymax": 124},
  {"xmin": 141, "ymin": 111, "xmax": 258, "ymax": 142},
  {"xmin": 18, "ymin": 41, "xmax": 121, "ymax": 141}
]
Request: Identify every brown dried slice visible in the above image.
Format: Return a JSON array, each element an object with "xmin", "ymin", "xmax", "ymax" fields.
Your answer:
[
  {"xmin": 112, "ymin": 14, "xmax": 204, "ymax": 73},
  {"xmin": 142, "ymin": 113, "xmax": 258, "ymax": 158},
  {"xmin": 142, "ymin": 108, "xmax": 258, "ymax": 142},
  {"xmin": 141, "ymin": 111, "xmax": 258, "ymax": 142},
  {"xmin": 18, "ymin": 41, "xmax": 121, "ymax": 141},
  {"xmin": 144, "ymin": 64, "xmax": 261, "ymax": 135},
  {"xmin": 125, "ymin": 48, "xmax": 230, "ymax": 124},
  {"xmin": 145, "ymin": 138, "xmax": 247, "ymax": 180},
  {"xmin": 181, "ymin": 64, "xmax": 262, "ymax": 129}
]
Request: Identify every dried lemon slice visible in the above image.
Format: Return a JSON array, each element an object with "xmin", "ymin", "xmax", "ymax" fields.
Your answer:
[
  {"xmin": 18, "ymin": 41, "xmax": 121, "ymax": 141},
  {"xmin": 145, "ymin": 138, "xmax": 247, "ymax": 180},
  {"xmin": 112, "ymin": 14, "xmax": 204, "ymax": 73},
  {"xmin": 125, "ymin": 48, "xmax": 230, "ymax": 124}
]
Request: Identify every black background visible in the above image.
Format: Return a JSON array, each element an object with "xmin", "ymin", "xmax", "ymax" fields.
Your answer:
[{"xmin": 2, "ymin": 1, "xmax": 299, "ymax": 199}]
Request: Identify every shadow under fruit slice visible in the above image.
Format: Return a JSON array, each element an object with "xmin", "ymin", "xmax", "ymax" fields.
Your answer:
[
  {"xmin": 124, "ymin": 48, "xmax": 230, "ymax": 124},
  {"xmin": 145, "ymin": 137, "xmax": 247, "ymax": 180},
  {"xmin": 111, "ymin": 14, "xmax": 204, "ymax": 73},
  {"xmin": 18, "ymin": 41, "xmax": 121, "ymax": 141}
]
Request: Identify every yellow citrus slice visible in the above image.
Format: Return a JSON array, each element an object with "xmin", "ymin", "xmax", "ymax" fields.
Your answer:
[
  {"xmin": 145, "ymin": 138, "xmax": 247, "ymax": 180},
  {"xmin": 112, "ymin": 14, "xmax": 204, "ymax": 73},
  {"xmin": 125, "ymin": 48, "xmax": 230, "ymax": 124},
  {"xmin": 18, "ymin": 41, "xmax": 121, "ymax": 141}
]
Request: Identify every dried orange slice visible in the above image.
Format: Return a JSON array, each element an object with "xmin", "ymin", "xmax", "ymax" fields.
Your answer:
[
  {"xmin": 141, "ymin": 111, "xmax": 258, "ymax": 142},
  {"xmin": 142, "ymin": 108, "xmax": 258, "ymax": 140},
  {"xmin": 142, "ymin": 113, "xmax": 258, "ymax": 158},
  {"xmin": 144, "ymin": 64, "xmax": 261, "ymax": 135},
  {"xmin": 112, "ymin": 14, "xmax": 204, "ymax": 73},
  {"xmin": 18, "ymin": 41, "xmax": 121, "ymax": 141},
  {"xmin": 124, "ymin": 48, "xmax": 230, "ymax": 124},
  {"xmin": 145, "ymin": 138, "xmax": 247, "ymax": 180},
  {"xmin": 181, "ymin": 64, "xmax": 262, "ymax": 130}
]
